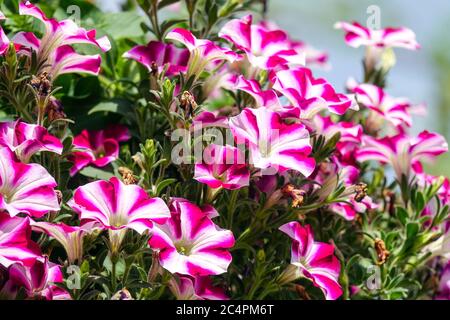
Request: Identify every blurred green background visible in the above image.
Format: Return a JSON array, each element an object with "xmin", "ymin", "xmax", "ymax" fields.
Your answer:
[{"xmin": 96, "ymin": 0, "xmax": 450, "ymax": 177}]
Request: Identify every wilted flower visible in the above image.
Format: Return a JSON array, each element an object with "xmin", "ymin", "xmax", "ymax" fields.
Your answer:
[
  {"xmin": 279, "ymin": 221, "xmax": 342, "ymax": 300},
  {"xmin": 356, "ymin": 131, "xmax": 448, "ymax": 180},
  {"xmin": 273, "ymin": 67, "xmax": 356, "ymax": 119},
  {"xmin": 69, "ymin": 125, "xmax": 130, "ymax": 176},
  {"xmin": 168, "ymin": 275, "xmax": 229, "ymax": 300},
  {"xmin": 149, "ymin": 198, "xmax": 234, "ymax": 276},
  {"xmin": 69, "ymin": 177, "xmax": 170, "ymax": 253},
  {"xmin": 123, "ymin": 40, "xmax": 189, "ymax": 76},
  {"xmin": 0, "ymin": 147, "xmax": 60, "ymax": 218},
  {"xmin": 0, "ymin": 213, "xmax": 40, "ymax": 268},
  {"xmin": 0, "ymin": 120, "xmax": 63, "ymax": 163},
  {"xmin": 219, "ymin": 15, "xmax": 305, "ymax": 71},
  {"xmin": 13, "ymin": 1, "xmax": 111, "ymax": 78},
  {"xmin": 229, "ymin": 107, "xmax": 315, "ymax": 176}
]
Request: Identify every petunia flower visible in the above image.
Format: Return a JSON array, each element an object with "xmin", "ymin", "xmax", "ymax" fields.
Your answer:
[
  {"xmin": 69, "ymin": 124, "xmax": 130, "ymax": 176},
  {"xmin": 273, "ymin": 67, "xmax": 356, "ymax": 119},
  {"xmin": 194, "ymin": 144, "xmax": 250, "ymax": 190},
  {"xmin": 279, "ymin": 221, "xmax": 342, "ymax": 300},
  {"xmin": 122, "ymin": 40, "xmax": 189, "ymax": 76},
  {"xmin": 0, "ymin": 120, "xmax": 63, "ymax": 163},
  {"xmin": 219, "ymin": 15, "xmax": 305, "ymax": 71},
  {"xmin": 356, "ymin": 131, "xmax": 448, "ymax": 181},
  {"xmin": 149, "ymin": 198, "xmax": 235, "ymax": 276},
  {"xmin": 352, "ymin": 83, "xmax": 414, "ymax": 133},
  {"xmin": 0, "ymin": 213, "xmax": 40, "ymax": 268},
  {"xmin": 13, "ymin": 1, "xmax": 110, "ymax": 78},
  {"xmin": 4, "ymin": 257, "xmax": 70, "ymax": 300},
  {"xmin": 31, "ymin": 221, "xmax": 87, "ymax": 264},
  {"xmin": 290, "ymin": 40, "xmax": 329, "ymax": 69},
  {"xmin": 168, "ymin": 275, "xmax": 229, "ymax": 300},
  {"xmin": 334, "ymin": 21, "xmax": 420, "ymax": 50},
  {"xmin": 166, "ymin": 28, "xmax": 239, "ymax": 80},
  {"xmin": 0, "ymin": 147, "xmax": 60, "ymax": 218},
  {"xmin": 229, "ymin": 107, "xmax": 315, "ymax": 176},
  {"xmin": 435, "ymin": 262, "xmax": 450, "ymax": 300},
  {"xmin": 69, "ymin": 177, "xmax": 170, "ymax": 253},
  {"xmin": 0, "ymin": 10, "xmax": 9, "ymax": 54}
]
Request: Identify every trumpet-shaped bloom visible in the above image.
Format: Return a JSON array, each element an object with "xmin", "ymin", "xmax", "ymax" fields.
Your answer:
[
  {"xmin": 0, "ymin": 213, "xmax": 40, "ymax": 268},
  {"xmin": 69, "ymin": 177, "xmax": 170, "ymax": 233},
  {"xmin": 290, "ymin": 40, "xmax": 329, "ymax": 69},
  {"xmin": 353, "ymin": 83, "xmax": 413, "ymax": 132},
  {"xmin": 14, "ymin": 1, "xmax": 110, "ymax": 78},
  {"xmin": 0, "ymin": 120, "xmax": 63, "ymax": 163},
  {"xmin": 356, "ymin": 131, "xmax": 448, "ymax": 180},
  {"xmin": 166, "ymin": 28, "xmax": 238, "ymax": 79},
  {"xmin": 334, "ymin": 21, "xmax": 420, "ymax": 50},
  {"xmin": 194, "ymin": 144, "xmax": 250, "ymax": 190},
  {"xmin": 168, "ymin": 275, "xmax": 228, "ymax": 300},
  {"xmin": 229, "ymin": 107, "xmax": 315, "ymax": 176},
  {"xmin": 279, "ymin": 221, "xmax": 342, "ymax": 300},
  {"xmin": 219, "ymin": 15, "xmax": 305, "ymax": 70},
  {"xmin": 4, "ymin": 257, "xmax": 70, "ymax": 300},
  {"xmin": 31, "ymin": 222, "xmax": 87, "ymax": 264},
  {"xmin": 69, "ymin": 125, "xmax": 130, "ymax": 176},
  {"xmin": 273, "ymin": 67, "xmax": 356, "ymax": 119},
  {"xmin": 149, "ymin": 198, "xmax": 234, "ymax": 276},
  {"xmin": 123, "ymin": 41, "xmax": 189, "ymax": 76},
  {"xmin": 0, "ymin": 147, "xmax": 60, "ymax": 218},
  {"xmin": 0, "ymin": 10, "xmax": 9, "ymax": 54}
]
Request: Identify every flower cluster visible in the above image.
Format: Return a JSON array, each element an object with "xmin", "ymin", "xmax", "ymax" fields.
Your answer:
[{"xmin": 0, "ymin": 1, "xmax": 448, "ymax": 301}]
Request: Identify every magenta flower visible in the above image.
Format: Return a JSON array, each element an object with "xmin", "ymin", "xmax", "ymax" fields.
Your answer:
[
  {"xmin": 4, "ymin": 257, "xmax": 70, "ymax": 300},
  {"xmin": 219, "ymin": 15, "xmax": 305, "ymax": 70},
  {"xmin": 31, "ymin": 221, "xmax": 87, "ymax": 264},
  {"xmin": 290, "ymin": 40, "xmax": 329, "ymax": 69},
  {"xmin": 194, "ymin": 144, "xmax": 249, "ymax": 190},
  {"xmin": 273, "ymin": 67, "xmax": 356, "ymax": 119},
  {"xmin": 166, "ymin": 28, "xmax": 238, "ymax": 80},
  {"xmin": 13, "ymin": 1, "xmax": 110, "ymax": 78},
  {"xmin": 356, "ymin": 131, "xmax": 448, "ymax": 180},
  {"xmin": 279, "ymin": 221, "xmax": 342, "ymax": 300},
  {"xmin": 0, "ymin": 120, "xmax": 63, "ymax": 163},
  {"xmin": 334, "ymin": 21, "xmax": 420, "ymax": 50},
  {"xmin": 191, "ymin": 111, "xmax": 229, "ymax": 131},
  {"xmin": 149, "ymin": 198, "xmax": 235, "ymax": 276},
  {"xmin": 69, "ymin": 177, "xmax": 170, "ymax": 252},
  {"xmin": 123, "ymin": 40, "xmax": 189, "ymax": 76},
  {"xmin": 0, "ymin": 213, "xmax": 40, "ymax": 268},
  {"xmin": 69, "ymin": 125, "xmax": 130, "ymax": 176},
  {"xmin": 353, "ymin": 83, "xmax": 413, "ymax": 132},
  {"xmin": 0, "ymin": 10, "xmax": 9, "ymax": 54},
  {"xmin": 436, "ymin": 262, "xmax": 450, "ymax": 300},
  {"xmin": 0, "ymin": 147, "xmax": 60, "ymax": 218},
  {"xmin": 229, "ymin": 107, "xmax": 315, "ymax": 176},
  {"xmin": 168, "ymin": 275, "xmax": 228, "ymax": 300}
]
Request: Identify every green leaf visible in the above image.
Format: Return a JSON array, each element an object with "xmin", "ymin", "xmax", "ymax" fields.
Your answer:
[
  {"xmin": 96, "ymin": 12, "xmax": 145, "ymax": 39},
  {"xmin": 79, "ymin": 167, "xmax": 115, "ymax": 180},
  {"xmin": 396, "ymin": 207, "xmax": 409, "ymax": 225},
  {"xmin": 155, "ymin": 178, "xmax": 177, "ymax": 195},
  {"xmin": 406, "ymin": 222, "xmax": 420, "ymax": 240},
  {"xmin": 88, "ymin": 99, "xmax": 134, "ymax": 117}
]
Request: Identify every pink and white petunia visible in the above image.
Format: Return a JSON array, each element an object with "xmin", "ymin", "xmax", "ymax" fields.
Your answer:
[
  {"xmin": 168, "ymin": 275, "xmax": 229, "ymax": 300},
  {"xmin": 229, "ymin": 107, "xmax": 315, "ymax": 176},
  {"xmin": 149, "ymin": 198, "xmax": 235, "ymax": 276},
  {"xmin": 219, "ymin": 15, "xmax": 305, "ymax": 71},
  {"xmin": 290, "ymin": 40, "xmax": 329, "ymax": 69},
  {"xmin": 356, "ymin": 131, "xmax": 448, "ymax": 180},
  {"xmin": 123, "ymin": 40, "xmax": 189, "ymax": 76},
  {"xmin": 4, "ymin": 257, "xmax": 70, "ymax": 300},
  {"xmin": 69, "ymin": 124, "xmax": 130, "ymax": 176},
  {"xmin": 194, "ymin": 144, "xmax": 250, "ymax": 190},
  {"xmin": 352, "ymin": 83, "xmax": 414, "ymax": 133},
  {"xmin": 0, "ymin": 120, "xmax": 63, "ymax": 163},
  {"xmin": 0, "ymin": 147, "xmax": 60, "ymax": 218},
  {"xmin": 166, "ymin": 28, "xmax": 239, "ymax": 80},
  {"xmin": 0, "ymin": 212, "xmax": 40, "ymax": 268},
  {"xmin": 191, "ymin": 111, "xmax": 229, "ymax": 131},
  {"xmin": 273, "ymin": 67, "xmax": 356, "ymax": 119},
  {"xmin": 13, "ymin": 1, "xmax": 110, "ymax": 78},
  {"xmin": 31, "ymin": 221, "xmax": 87, "ymax": 264},
  {"xmin": 436, "ymin": 262, "xmax": 450, "ymax": 300},
  {"xmin": 69, "ymin": 177, "xmax": 170, "ymax": 252},
  {"xmin": 0, "ymin": 10, "xmax": 9, "ymax": 55},
  {"xmin": 334, "ymin": 21, "xmax": 420, "ymax": 50},
  {"xmin": 279, "ymin": 221, "xmax": 342, "ymax": 300}
]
